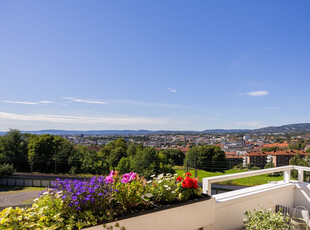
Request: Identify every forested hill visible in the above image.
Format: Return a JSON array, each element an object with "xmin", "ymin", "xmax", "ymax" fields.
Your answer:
[
  {"xmin": 253, "ymin": 123, "xmax": 310, "ymax": 133},
  {"xmin": 1, "ymin": 123, "xmax": 310, "ymax": 135}
]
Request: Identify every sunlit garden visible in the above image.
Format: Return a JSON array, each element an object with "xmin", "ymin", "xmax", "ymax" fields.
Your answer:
[{"xmin": 0, "ymin": 171, "xmax": 204, "ymax": 229}]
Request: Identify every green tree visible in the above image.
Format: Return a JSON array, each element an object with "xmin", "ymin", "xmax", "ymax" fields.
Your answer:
[
  {"xmin": 117, "ymin": 157, "xmax": 131, "ymax": 174},
  {"xmin": 160, "ymin": 149, "xmax": 185, "ymax": 166},
  {"xmin": 264, "ymin": 162, "xmax": 274, "ymax": 169},
  {"xmin": 0, "ymin": 130, "xmax": 29, "ymax": 172},
  {"xmin": 185, "ymin": 145, "xmax": 228, "ymax": 172},
  {"xmin": 289, "ymin": 153, "xmax": 310, "ymax": 180},
  {"xmin": 28, "ymin": 134, "xmax": 74, "ymax": 173}
]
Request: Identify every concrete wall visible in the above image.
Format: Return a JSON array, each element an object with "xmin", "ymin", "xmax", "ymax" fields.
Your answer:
[
  {"xmin": 86, "ymin": 198, "xmax": 216, "ymax": 230},
  {"xmin": 294, "ymin": 182, "xmax": 310, "ymax": 210},
  {"xmin": 212, "ymin": 183, "xmax": 295, "ymax": 230},
  {"xmin": 0, "ymin": 177, "xmax": 52, "ymax": 187}
]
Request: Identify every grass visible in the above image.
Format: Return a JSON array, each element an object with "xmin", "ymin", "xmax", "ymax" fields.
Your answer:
[
  {"xmin": 174, "ymin": 166, "xmax": 284, "ymax": 186},
  {"xmin": 0, "ymin": 186, "xmax": 45, "ymax": 195}
]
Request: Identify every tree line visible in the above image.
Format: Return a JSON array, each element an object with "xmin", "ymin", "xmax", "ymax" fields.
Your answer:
[{"xmin": 0, "ymin": 130, "xmax": 228, "ymax": 177}]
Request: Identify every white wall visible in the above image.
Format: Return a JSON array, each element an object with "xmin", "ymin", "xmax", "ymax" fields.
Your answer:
[
  {"xmin": 211, "ymin": 183, "xmax": 295, "ymax": 230},
  {"xmin": 294, "ymin": 183, "xmax": 310, "ymax": 210},
  {"xmin": 86, "ymin": 198, "xmax": 216, "ymax": 230}
]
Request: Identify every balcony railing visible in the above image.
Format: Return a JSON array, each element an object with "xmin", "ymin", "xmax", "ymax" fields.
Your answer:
[{"xmin": 202, "ymin": 165, "xmax": 310, "ymax": 195}]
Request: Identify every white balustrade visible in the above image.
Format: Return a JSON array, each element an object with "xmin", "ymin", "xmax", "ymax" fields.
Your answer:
[{"xmin": 202, "ymin": 165, "xmax": 310, "ymax": 195}]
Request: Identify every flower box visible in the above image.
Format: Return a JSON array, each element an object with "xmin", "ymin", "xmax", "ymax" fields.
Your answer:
[{"xmin": 85, "ymin": 195, "xmax": 215, "ymax": 230}]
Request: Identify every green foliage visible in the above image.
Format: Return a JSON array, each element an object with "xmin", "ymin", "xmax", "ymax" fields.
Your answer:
[
  {"xmin": 247, "ymin": 163, "xmax": 254, "ymax": 169},
  {"xmin": 235, "ymin": 163, "xmax": 245, "ymax": 169},
  {"xmin": 185, "ymin": 145, "xmax": 228, "ymax": 172},
  {"xmin": 0, "ymin": 192, "xmax": 65, "ymax": 229},
  {"xmin": 112, "ymin": 175, "xmax": 146, "ymax": 214},
  {"xmin": 1, "ymin": 172, "xmax": 203, "ymax": 229},
  {"xmin": 0, "ymin": 163, "xmax": 15, "ymax": 176},
  {"xmin": 262, "ymin": 146, "xmax": 280, "ymax": 152},
  {"xmin": 0, "ymin": 129, "xmax": 29, "ymax": 172},
  {"xmin": 244, "ymin": 206, "xmax": 290, "ymax": 230},
  {"xmin": 289, "ymin": 153, "xmax": 310, "ymax": 180},
  {"xmin": 0, "ymin": 131, "xmax": 175, "ymax": 177},
  {"xmin": 160, "ymin": 149, "xmax": 185, "ymax": 166},
  {"xmin": 117, "ymin": 157, "xmax": 131, "ymax": 174},
  {"xmin": 289, "ymin": 140, "xmax": 307, "ymax": 150},
  {"xmin": 28, "ymin": 134, "xmax": 75, "ymax": 173},
  {"xmin": 145, "ymin": 173, "xmax": 180, "ymax": 204},
  {"xmin": 264, "ymin": 162, "xmax": 274, "ymax": 169}
]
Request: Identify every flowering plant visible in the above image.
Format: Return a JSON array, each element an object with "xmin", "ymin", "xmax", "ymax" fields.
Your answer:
[
  {"xmin": 145, "ymin": 173, "xmax": 180, "ymax": 205},
  {"xmin": 176, "ymin": 172, "xmax": 202, "ymax": 201},
  {"xmin": 0, "ymin": 170, "xmax": 204, "ymax": 229}
]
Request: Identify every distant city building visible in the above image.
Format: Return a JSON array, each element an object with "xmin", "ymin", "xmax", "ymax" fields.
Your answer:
[
  {"xmin": 225, "ymin": 152, "xmax": 243, "ymax": 168},
  {"xmin": 244, "ymin": 150, "xmax": 310, "ymax": 168}
]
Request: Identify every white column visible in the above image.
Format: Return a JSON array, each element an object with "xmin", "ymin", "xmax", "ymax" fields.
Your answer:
[
  {"xmin": 284, "ymin": 169, "xmax": 291, "ymax": 183},
  {"xmin": 298, "ymin": 169, "xmax": 304, "ymax": 183},
  {"xmin": 202, "ymin": 178, "xmax": 211, "ymax": 195}
]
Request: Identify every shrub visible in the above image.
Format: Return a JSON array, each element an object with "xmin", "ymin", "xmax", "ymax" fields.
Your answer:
[
  {"xmin": 244, "ymin": 206, "xmax": 290, "ymax": 230},
  {"xmin": 0, "ymin": 171, "xmax": 204, "ymax": 229},
  {"xmin": 0, "ymin": 163, "xmax": 15, "ymax": 176}
]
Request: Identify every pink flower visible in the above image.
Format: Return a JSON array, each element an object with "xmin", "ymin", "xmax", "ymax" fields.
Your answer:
[
  {"xmin": 121, "ymin": 173, "xmax": 130, "ymax": 183},
  {"xmin": 109, "ymin": 170, "xmax": 116, "ymax": 177},
  {"xmin": 105, "ymin": 175, "xmax": 114, "ymax": 184},
  {"xmin": 121, "ymin": 172, "xmax": 137, "ymax": 183},
  {"xmin": 129, "ymin": 172, "xmax": 136, "ymax": 180}
]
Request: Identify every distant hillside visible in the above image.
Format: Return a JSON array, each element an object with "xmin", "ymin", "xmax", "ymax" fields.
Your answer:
[
  {"xmin": 21, "ymin": 129, "xmax": 199, "ymax": 136},
  {"xmin": 1, "ymin": 123, "xmax": 310, "ymax": 136},
  {"xmin": 202, "ymin": 129, "xmax": 250, "ymax": 133},
  {"xmin": 253, "ymin": 123, "xmax": 310, "ymax": 133}
]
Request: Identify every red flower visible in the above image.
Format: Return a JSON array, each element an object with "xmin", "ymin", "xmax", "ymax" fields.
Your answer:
[
  {"xmin": 185, "ymin": 172, "xmax": 192, "ymax": 177},
  {"xmin": 176, "ymin": 176, "xmax": 183, "ymax": 182},
  {"xmin": 182, "ymin": 177, "xmax": 198, "ymax": 189}
]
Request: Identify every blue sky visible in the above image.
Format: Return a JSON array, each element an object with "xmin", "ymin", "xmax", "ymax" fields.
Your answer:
[{"xmin": 1, "ymin": 1, "xmax": 310, "ymax": 131}]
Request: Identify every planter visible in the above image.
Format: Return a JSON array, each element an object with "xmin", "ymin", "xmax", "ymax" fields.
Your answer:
[{"xmin": 85, "ymin": 195, "xmax": 216, "ymax": 230}]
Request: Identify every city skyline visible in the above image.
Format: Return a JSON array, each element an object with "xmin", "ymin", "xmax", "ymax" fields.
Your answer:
[{"xmin": 1, "ymin": 1, "xmax": 310, "ymax": 131}]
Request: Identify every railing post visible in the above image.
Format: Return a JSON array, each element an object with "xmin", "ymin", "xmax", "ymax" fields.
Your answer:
[
  {"xmin": 298, "ymin": 169, "xmax": 304, "ymax": 183},
  {"xmin": 284, "ymin": 169, "xmax": 291, "ymax": 183},
  {"xmin": 203, "ymin": 178, "xmax": 211, "ymax": 195}
]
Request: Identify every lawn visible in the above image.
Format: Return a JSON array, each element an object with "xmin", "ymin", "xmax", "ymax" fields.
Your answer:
[
  {"xmin": 174, "ymin": 166, "xmax": 284, "ymax": 186},
  {"xmin": 0, "ymin": 186, "xmax": 45, "ymax": 195}
]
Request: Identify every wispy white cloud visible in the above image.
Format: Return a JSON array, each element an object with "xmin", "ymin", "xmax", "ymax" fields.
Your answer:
[
  {"xmin": 39, "ymin": 101, "xmax": 55, "ymax": 104},
  {"xmin": 112, "ymin": 99, "xmax": 185, "ymax": 109},
  {"xmin": 0, "ymin": 112, "xmax": 167, "ymax": 125},
  {"xmin": 237, "ymin": 91, "xmax": 269, "ymax": 97},
  {"xmin": 263, "ymin": 106, "xmax": 279, "ymax": 110},
  {"xmin": 63, "ymin": 97, "xmax": 106, "ymax": 104},
  {"xmin": 168, "ymin": 88, "xmax": 177, "ymax": 93},
  {"xmin": 2, "ymin": 100, "xmax": 38, "ymax": 105}
]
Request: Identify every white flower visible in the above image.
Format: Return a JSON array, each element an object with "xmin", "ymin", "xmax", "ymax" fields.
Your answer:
[
  {"xmin": 144, "ymin": 193, "xmax": 153, "ymax": 198},
  {"xmin": 42, "ymin": 192, "xmax": 49, "ymax": 195},
  {"xmin": 171, "ymin": 191, "xmax": 175, "ymax": 194},
  {"xmin": 33, "ymin": 198, "xmax": 39, "ymax": 202},
  {"xmin": 150, "ymin": 174, "xmax": 155, "ymax": 178},
  {"xmin": 163, "ymin": 185, "xmax": 168, "ymax": 188},
  {"xmin": 166, "ymin": 187, "xmax": 171, "ymax": 191},
  {"xmin": 146, "ymin": 180, "xmax": 152, "ymax": 184},
  {"xmin": 174, "ymin": 174, "xmax": 178, "ymax": 176},
  {"xmin": 158, "ymin": 180, "xmax": 162, "ymax": 183},
  {"xmin": 157, "ymin": 173, "xmax": 164, "ymax": 179}
]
